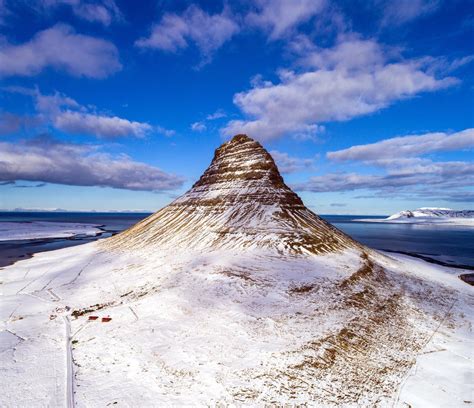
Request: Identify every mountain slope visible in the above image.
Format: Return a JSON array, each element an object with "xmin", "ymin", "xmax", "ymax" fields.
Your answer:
[{"xmin": 107, "ymin": 134, "xmax": 357, "ymax": 254}]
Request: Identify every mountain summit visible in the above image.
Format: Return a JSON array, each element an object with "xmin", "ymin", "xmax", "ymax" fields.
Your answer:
[{"xmin": 109, "ymin": 134, "xmax": 356, "ymax": 253}]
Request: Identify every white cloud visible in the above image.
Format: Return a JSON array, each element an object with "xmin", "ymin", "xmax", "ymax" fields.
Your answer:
[
  {"xmin": 69, "ymin": 0, "xmax": 121, "ymax": 25},
  {"xmin": 270, "ymin": 150, "xmax": 314, "ymax": 173},
  {"xmin": 206, "ymin": 109, "xmax": 227, "ymax": 120},
  {"xmin": 190, "ymin": 121, "xmax": 206, "ymax": 132},
  {"xmin": 136, "ymin": 5, "xmax": 239, "ymax": 64},
  {"xmin": 155, "ymin": 126, "xmax": 175, "ymax": 137},
  {"xmin": 30, "ymin": 0, "xmax": 122, "ymax": 25},
  {"xmin": 293, "ymin": 160, "xmax": 474, "ymax": 193},
  {"xmin": 5, "ymin": 87, "xmax": 164, "ymax": 139},
  {"xmin": 328, "ymin": 128, "xmax": 474, "ymax": 161},
  {"xmin": 246, "ymin": 0, "xmax": 326, "ymax": 39},
  {"xmin": 0, "ymin": 24, "xmax": 121, "ymax": 78},
  {"xmin": 222, "ymin": 38, "xmax": 457, "ymax": 141},
  {"xmin": 54, "ymin": 111, "xmax": 152, "ymax": 139},
  {"xmin": 0, "ymin": 136, "xmax": 184, "ymax": 191},
  {"xmin": 293, "ymin": 127, "xmax": 474, "ymax": 203},
  {"xmin": 35, "ymin": 90, "xmax": 80, "ymax": 116},
  {"xmin": 379, "ymin": 0, "xmax": 440, "ymax": 26},
  {"xmin": 299, "ymin": 38, "xmax": 388, "ymax": 70},
  {"xmin": 190, "ymin": 109, "xmax": 226, "ymax": 133}
]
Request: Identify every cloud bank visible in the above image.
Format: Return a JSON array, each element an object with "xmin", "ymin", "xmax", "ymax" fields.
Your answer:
[
  {"xmin": 328, "ymin": 128, "xmax": 474, "ymax": 161},
  {"xmin": 293, "ymin": 128, "xmax": 474, "ymax": 203},
  {"xmin": 0, "ymin": 136, "xmax": 184, "ymax": 191}
]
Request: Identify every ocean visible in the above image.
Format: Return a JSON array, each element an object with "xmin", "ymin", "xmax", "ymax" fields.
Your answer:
[{"xmin": 1, "ymin": 212, "xmax": 473, "ymax": 268}]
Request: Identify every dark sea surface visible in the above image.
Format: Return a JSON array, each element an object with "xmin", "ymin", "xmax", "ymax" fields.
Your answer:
[
  {"xmin": 1, "ymin": 212, "xmax": 473, "ymax": 268},
  {"xmin": 0, "ymin": 212, "xmax": 150, "ymax": 268},
  {"xmin": 324, "ymin": 215, "xmax": 474, "ymax": 268}
]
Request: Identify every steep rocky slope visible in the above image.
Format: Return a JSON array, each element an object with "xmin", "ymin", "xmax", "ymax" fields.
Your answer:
[{"xmin": 107, "ymin": 134, "xmax": 357, "ymax": 254}]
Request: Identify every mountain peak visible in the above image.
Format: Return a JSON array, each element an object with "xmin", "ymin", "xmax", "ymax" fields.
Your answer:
[
  {"xmin": 107, "ymin": 134, "xmax": 357, "ymax": 254},
  {"xmin": 192, "ymin": 133, "xmax": 286, "ymax": 193},
  {"xmin": 228, "ymin": 133, "xmax": 254, "ymax": 144}
]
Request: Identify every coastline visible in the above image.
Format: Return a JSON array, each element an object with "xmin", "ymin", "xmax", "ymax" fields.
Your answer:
[
  {"xmin": 381, "ymin": 249, "xmax": 474, "ymax": 271},
  {"xmin": 0, "ymin": 227, "xmax": 110, "ymax": 268}
]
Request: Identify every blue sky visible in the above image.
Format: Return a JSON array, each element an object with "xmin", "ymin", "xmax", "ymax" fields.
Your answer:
[{"xmin": 0, "ymin": 0, "xmax": 473, "ymax": 215}]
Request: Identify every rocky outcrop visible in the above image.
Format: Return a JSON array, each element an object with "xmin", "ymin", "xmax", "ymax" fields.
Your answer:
[{"xmin": 107, "ymin": 134, "xmax": 357, "ymax": 254}]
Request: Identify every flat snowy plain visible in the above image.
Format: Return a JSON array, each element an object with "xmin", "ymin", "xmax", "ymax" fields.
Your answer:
[
  {"xmin": 1, "ymin": 239, "xmax": 472, "ymax": 407},
  {"xmin": 0, "ymin": 221, "xmax": 103, "ymax": 241}
]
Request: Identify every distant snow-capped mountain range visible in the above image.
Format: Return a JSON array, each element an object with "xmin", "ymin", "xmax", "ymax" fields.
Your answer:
[
  {"xmin": 387, "ymin": 207, "xmax": 474, "ymax": 220},
  {"xmin": 354, "ymin": 207, "xmax": 474, "ymax": 225}
]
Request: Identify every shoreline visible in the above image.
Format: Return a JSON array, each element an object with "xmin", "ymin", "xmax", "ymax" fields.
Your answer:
[
  {"xmin": 381, "ymin": 249, "xmax": 474, "ymax": 271},
  {"xmin": 0, "ymin": 226, "xmax": 111, "ymax": 268}
]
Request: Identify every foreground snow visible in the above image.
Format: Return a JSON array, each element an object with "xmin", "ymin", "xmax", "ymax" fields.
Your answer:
[
  {"xmin": 1, "ymin": 242, "xmax": 472, "ymax": 406},
  {"xmin": 377, "ymin": 252, "xmax": 473, "ymax": 407},
  {"xmin": 0, "ymin": 221, "xmax": 104, "ymax": 241}
]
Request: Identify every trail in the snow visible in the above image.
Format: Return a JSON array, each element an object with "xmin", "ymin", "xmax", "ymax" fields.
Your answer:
[
  {"xmin": 18, "ymin": 287, "xmax": 75, "ymax": 407},
  {"xmin": 63, "ymin": 315, "xmax": 75, "ymax": 408}
]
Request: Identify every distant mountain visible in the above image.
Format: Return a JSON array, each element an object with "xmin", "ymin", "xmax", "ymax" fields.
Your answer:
[{"xmin": 386, "ymin": 207, "xmax": 474, "ymax": 222}]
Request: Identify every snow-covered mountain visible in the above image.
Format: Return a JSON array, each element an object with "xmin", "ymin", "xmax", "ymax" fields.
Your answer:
[
  {"xmin": 107, "ymin": 134, "xmax": 356, "ymax": 254},
  {"xmin": 387, "ymin": 207, "xmax": 474, "ymax": 220},
  {"xmin": 385, "ymin": 207, "xmax": 474, "ymax": 225},
  {"xmin": 1, "ymin": 135, "xmax": 472, "ymax": 407}
]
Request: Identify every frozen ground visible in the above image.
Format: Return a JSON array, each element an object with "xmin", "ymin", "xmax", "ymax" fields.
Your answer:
[
  {"xmin": 378, "ymin": 253, "xmax": 474, "ymax": 407},
  {"xmin": 0, "ymin": 242, "xmax": 472, "ymax": 407},
  {"xmin": 0, "ymin": 221, "xmax": 103, "ymax": 241}
]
